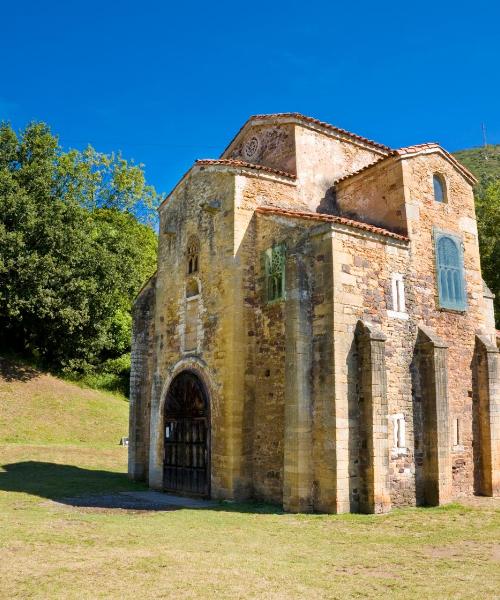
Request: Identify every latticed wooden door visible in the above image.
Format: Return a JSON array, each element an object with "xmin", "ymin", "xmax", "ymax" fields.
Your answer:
[{"xmin": 163, "ymin": 372, "xmax": 210, "ymax": 497}]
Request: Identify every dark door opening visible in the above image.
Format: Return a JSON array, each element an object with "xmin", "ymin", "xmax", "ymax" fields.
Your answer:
[{"xmin": 163, "ymin": 371, "xmax": 210, "ymax": 497}]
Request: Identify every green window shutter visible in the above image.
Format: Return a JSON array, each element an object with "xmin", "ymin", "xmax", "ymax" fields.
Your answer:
[{"xmin": 434, "ymin": 230, "xmax": 467, "ymax": 310}]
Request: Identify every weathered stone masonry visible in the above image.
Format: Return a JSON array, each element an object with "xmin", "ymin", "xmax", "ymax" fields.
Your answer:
[{"xmin": 129, "ymin": 113, "xmax": 499, "ymax": 512}]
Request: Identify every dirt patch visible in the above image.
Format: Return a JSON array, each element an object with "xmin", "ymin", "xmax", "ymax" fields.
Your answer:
[
  {"xmin": 424, "ymin": 540, "xmax": 499, "ymax": 560},
  {"xmin": 456, "ymin": 496, "xmax": 500, "ymax": 510}
]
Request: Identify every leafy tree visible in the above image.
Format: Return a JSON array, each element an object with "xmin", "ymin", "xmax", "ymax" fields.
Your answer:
[
  {"xmin": 0, "ymin": 122, "xmax": 158, "ymax": 385},
  {"xmin": 474, "ymin": 180, "xmax": 500, "ymax": 324},
  {"xmin": 453, "ymin": 145, "xmax": 500, "ymax": 327}
]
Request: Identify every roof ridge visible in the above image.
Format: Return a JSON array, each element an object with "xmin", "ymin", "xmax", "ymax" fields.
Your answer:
[
  {"xmin": 249, "ymin": 113, "xmax": 391, "ymax": 152},
  {"xmin": 256, "ymin": 206, "xmax": 409, "ymax": 241},
  {"xmin": 195, "ymin": 158, "xmax": 296, "ymax": 179},
  {"xmin": 335, "ymin": 142, "xmax": 477, "ymax": 185}
]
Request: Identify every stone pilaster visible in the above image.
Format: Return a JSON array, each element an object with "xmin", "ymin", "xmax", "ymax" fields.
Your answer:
[
  {"xmin": 356, "ymin": 321, "xmax": 391, "ymax": 514},
  {"xmin": 283, "ymin": 249, "xmax": 313, "ymax": 512},
  {"xmin": 474, "ymin": 335, "xmax": 500, "ymax": 497},
  {"xmin": 128, "ymin": 275, "xmax": 156, "ymax": 482},
  {"xmin": 147, "ymin": 371, "xmax": 164, "ymax": 490},
  {"xmin": 416, "ymin": 325, "xmax": 452, "ymax": 506}
]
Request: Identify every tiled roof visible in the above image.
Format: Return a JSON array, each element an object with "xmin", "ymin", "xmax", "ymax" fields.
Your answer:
[
  {"xmin": 249, "ymin": 113, "xmax": 392, "ymax": 152},
  {"xmin": 255, "ymin": 206, "xmax": 409, "ymax": 241},
  {"xmin": 195, "ymin": 159, "xmax": 296, "ymax": 179},
  {"xmin": 335, "ymin": 142, "xmax": 477, "ymax": 185},
  {"xmin": 221, "ymin": 113, "xmax": 392, "ymax": 157},
  {"xmin": 334, "ymin": 156, "xmax": 389, "ymax": 183},
  {"xmin": 394, "ymin": 144, "xmax": 477, "ymax": 184}
]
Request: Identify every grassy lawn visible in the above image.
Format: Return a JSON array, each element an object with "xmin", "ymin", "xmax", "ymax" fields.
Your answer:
[{"xmin": 1, "ymin": 362, "xmax": 499, "ymax": 599}]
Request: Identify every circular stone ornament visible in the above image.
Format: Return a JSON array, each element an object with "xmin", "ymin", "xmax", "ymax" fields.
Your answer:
[{"xmin": 243, "ymin": 135, "xmax": 260, "ymax": 159}]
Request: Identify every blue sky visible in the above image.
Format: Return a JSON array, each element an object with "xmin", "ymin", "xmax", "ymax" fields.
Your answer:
[{"xmin": 1, "ymin": 0, "xmax": 499, "ymax": 196}]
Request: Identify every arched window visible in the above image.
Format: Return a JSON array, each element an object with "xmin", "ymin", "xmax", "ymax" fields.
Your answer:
[
  {"xmin": 435, "ymin": 231, "xmax": 466, "ymax": 310},
  {"xmin": 433, "ymin": 174, "xmax": 446, "ymax": 203},
  {"xmin": 186, "ymin": 237, "xmax": 199, "ymax": 274},
  {"xmin": 263, "ymin": 244, "xmax": 285, "ymax": 302}
]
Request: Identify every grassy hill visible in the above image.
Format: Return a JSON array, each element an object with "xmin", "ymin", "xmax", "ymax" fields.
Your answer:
[
  {"xmin": 0, "ymin": 357, "xmax": 129, "ymax": 447},
  {"xmin": 453, "ymin": 145, "xmax": 500, "ymax": 183}
]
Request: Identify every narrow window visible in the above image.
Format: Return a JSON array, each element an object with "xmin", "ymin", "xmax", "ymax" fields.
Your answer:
[
  {"xmin": 187, "ymin": 237, "xmax": 199, "ymax": 274},
  {"xmin": 264, "ymin": 244, "xmax": 285, "ymax": 302},
  {"xmin": 434, "ymin": 231, "xmax": 467, "ymax": 311},
  {"xmin": 396, "ymin": 416, "xmax": 406, "ymax": 448},
  {"xmin": 391, "ymin": 273, "xmax": 406, "ymax": 314},
  {"xmin": 453, "ymin": 418, "xmax": 460, "ymax": 446},
  {"xmin": 433, "ymin": 174, "xmax": 446, "ymax": 203},
  {"xmin": 391, "ymin": 414, "xmax": 406, "ymax": 450}
]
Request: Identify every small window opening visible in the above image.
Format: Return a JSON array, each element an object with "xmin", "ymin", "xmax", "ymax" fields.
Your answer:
[
  {"xmin": 186, "ymin": 279, "xmax": 199, "ymax": 298},
  {"xmin": 453, "ymin": 418, "xmax": 460, "ymax": 446},
  {"xmin": 433, "ymin": 174, "xmax": 446, "ymax": 203},
  {"xmin": 187, "ymin": 237, "xmax": 200, "ymax": 274},
  {"xmin": 391, "ymin": 273, "xmax": 406, "ymax": 314},
  {"xmin": 264, "ymin": 244, "xmax": 285, "ymax": 302},
  {"xmin": 392, "ymin": 415, "xmax": 406, "ymax": 449}
]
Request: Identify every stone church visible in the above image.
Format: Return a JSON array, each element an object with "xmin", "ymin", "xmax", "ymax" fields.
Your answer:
[{"xmin": 128, "ymin": 112, "xmax": 499, "ymax": 513}]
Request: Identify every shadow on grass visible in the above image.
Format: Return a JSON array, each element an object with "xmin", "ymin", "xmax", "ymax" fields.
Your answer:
[
  {"xmin": 0, "ymin": 460, "xmax": 283, "ymax": 514},
  {"xmin": 0, "ymin": 358, "xmax": 39, "ymax": 382}
]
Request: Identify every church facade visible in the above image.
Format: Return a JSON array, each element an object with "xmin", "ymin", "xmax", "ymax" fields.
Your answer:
[{"xmin": 128, "ymin": 113, "xmax": 499, "ymax": 513}]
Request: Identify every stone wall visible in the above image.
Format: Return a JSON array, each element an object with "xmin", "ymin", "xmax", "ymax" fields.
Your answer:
[
  {"xmin": 130, "ymin": 115, "xmax": 498, "ymax": 512},
  {"xmin": 336, "ymin": 159, "xmax": 406, "ymax": 234},
  {"xmin": 294, "ymin": 126, "xmax": 384, "ymax": 214},
  {"xmin": 225, "ymin": 124, "xmax": 296, "ymax": 175},
  {"xmin": 128, "ymin": 274, "xmax": 156, "ymax": 481},
  {"xmin": 149, "ymin": 168, "xmax": 240, "ymax": 498},
  {"xmin": 402, "ymin": 152, "xmax": 487, "ymax": 498}
]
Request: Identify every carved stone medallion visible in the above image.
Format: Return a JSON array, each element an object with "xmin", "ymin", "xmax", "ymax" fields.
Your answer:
[{"xmin": 243, "ymin": 135, "xmax": 260, "ymax": 159}]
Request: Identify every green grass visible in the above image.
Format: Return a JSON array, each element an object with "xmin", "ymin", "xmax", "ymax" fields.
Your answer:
[
  {"xmin": 0, "ymin": 362, "xmax": 499, "ymax": 599},
  {"xmin": 0, "ymin": 358, "xmax": 129, "ymax": 447}
]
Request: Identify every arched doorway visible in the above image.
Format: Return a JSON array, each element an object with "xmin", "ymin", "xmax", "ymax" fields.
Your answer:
[{"xmin": 163, "ymin": 371, "xmax": 210, "ymax": 497}]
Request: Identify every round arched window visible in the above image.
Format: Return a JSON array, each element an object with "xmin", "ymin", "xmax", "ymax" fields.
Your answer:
[{"xmin": 433, "ymin": 174, "xmax": 447, "ymax": 203}]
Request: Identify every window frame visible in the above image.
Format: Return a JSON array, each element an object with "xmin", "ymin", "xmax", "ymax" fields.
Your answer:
[
  {"xmin": 433, "ymin": 228, "xmax": 467, "ymax": 312},
  {"xmin": 263, "ymin": 243, "xmax": 286, "ymax": 304},
  {"xmin": 433, "ymin": 173, "xmax": 447, "ymax": 203},
  {"xmin": 186, "ymin": 237, "xmax": 200, "ymax": 275},
  {"xmin": 389, "ymin": 413, "xmax": 407, "ymax": 455},
  {"xmin": 388, "ymin": 272, "xmax": 408, "ymax": 319}
]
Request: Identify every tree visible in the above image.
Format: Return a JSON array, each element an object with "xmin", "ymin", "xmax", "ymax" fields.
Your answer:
[
  {"xmin": 0, "ymin": 122, "xmax": 158, "ymax": 381},
  {"xmin": 474, "ymin": 179, "xmax": 500, "ymax": 325}
]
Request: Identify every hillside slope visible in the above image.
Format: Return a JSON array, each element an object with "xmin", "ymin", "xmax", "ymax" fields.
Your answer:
[
  {"xmin": 0, "ymin": 358, "xmax": 129, "ymax": 447},
  {"xmin": 453, "ymin": 144, "xmax": 500, "ymax": 184}
]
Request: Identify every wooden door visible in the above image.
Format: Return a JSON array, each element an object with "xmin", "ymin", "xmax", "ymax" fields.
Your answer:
[{"xmin": 163, "ymin": 372, "xmax": 210, "ymax": 497}]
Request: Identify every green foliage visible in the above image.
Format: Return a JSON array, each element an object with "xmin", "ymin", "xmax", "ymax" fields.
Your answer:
[
  {"xmin": 453, "ymin": 145, "xmax": 500, "ymax": 326},
  {"xmin": 0, "ymin": 121, "xmax": 158, "ymax": 385},
  {"xmin": 453, "ymin": 145, "xmax": 500, "ymax": 183}
]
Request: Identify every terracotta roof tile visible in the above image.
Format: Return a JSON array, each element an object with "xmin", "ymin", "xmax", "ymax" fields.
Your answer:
[
  {"xmin": 394, "ymin": 144, "xmax": 477, "ymax": 184},
  {"xmin": 250, "ymin": 113, "xmax": 391, "ymax": 152},
  {"xmin": 196, "ymin": 159, "xmax": 296, "ymax": 179},
  {"xmin": 256, "ymin": 206, "xmax": 409, "ymax": 241},
  {"xmin": 334, "ymin": 156, "xmax": 390, "ymax": 183},
  {"xmin": 335, "ymin": 142, "xmax": 477, "ymax": 185}
]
